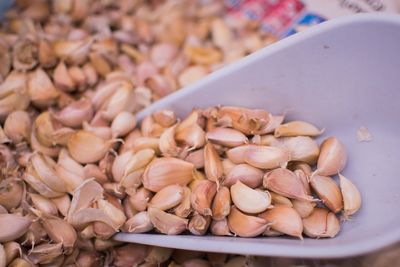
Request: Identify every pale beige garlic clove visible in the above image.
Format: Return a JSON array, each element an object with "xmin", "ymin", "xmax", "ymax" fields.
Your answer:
[
  {"xmin": 224, "ymin": 163, "xmax": 264, "ymax": 188},
  {"xmin": 41, "ymin": 217, "xmax": 77, "ymax": 254},
  {"xmin": 3, "ymin": 111, "xmax": 31, "ymax": 144},
  {"xmin": 191, "ymin": 180, "xmax": 217, "ymax": 216},
  {"xmin": 118, "ymin": 129, "xmax": 142, "ymax": 154},
  {"xmin": 145, "ymin": 246, "xmax": 174, "ymax": 265},
  {"xmin": 227, "ymin": 206, "xmax": 268, "ymax": 237},
  {"xmin": 52, "ymin": 98, "xmax": 93, "ymax": 128},
  {"xmin": 54, "ymin": 164, "xmax": 85, "ymax": 193},
  {"xmin": 255, "ymin": 114, "xmax": 285, "ymax": 135},
  {"xmin": 175, "ymin": 123, "xmax": 206, "ymax": 150},
  {"xmin": 244, "ymin": 145, "xmax": 291, "ymax": 169},
  {"xmin": 294, "ymin": 169, "xmax": 312, "ymax": 195},
  {"xmin": 148, "ymin": 207, "xmax": 188, "ymax": 235},
  {"xmin": 93, "ymin": 221, "xmax": 116, "ymax": 240},
  {"xmin": 51, "ymin": 194, "xmax": 71, "ymax": 217},
  {"xmin": 174, "ymin": 187, "xmax": 192, "ymax": 218},
  {"xmin": 210, "ymin": 218, "xmax": 233, "ymax": 236},
  {"xmin": 84, "ymin": 164, "xmax": 109, "ymax": 185},
  {"xmin": 159, "ymin": 124, "xmax": 181, "ymax": 157},
  {"xmin": 53, "ymin": 38, "xmax": 92, "ymax": 65},
  {"xmin": 203, "ymin": 145, "xmax": 224, "ymax": 184},
  {"xmin": 113, "ymin": 244, "xmax": 149, "ymax": 267},
  {"xmin": 82, "ymin": 121, "xmax": 112, "ymax": 140},
  {"xmin": 120, "ymin": 167, "xmax": 145, "ymax": 190},
  {"xmin": 153, "ymin": 109, "xmax": 177, "ymax": 128},
  {"xmin": 12, "ymin": 39, "xmax": 38, "ymax": 71},
  {"xmin": 140, "ymin": 115, "xmax": 165, "ymax": 138},
  {"xmin": 317, "ymin": 137, "xmax": 347, "ymax": 176},
  {"xmin": 339, "ymin": 174, "xmax": 362, "ymax": 217},
  {"xmin": 281, "ymin": 136, "xmax": 320, "ymax": 164},
  {"xmin": 290, "ymin": 162, "xmax": 313, "ymax": 178},
  {"xmin": 0, "ymin": 214, "xmax": 31, "ymax": 242},
  {"xmin": 263, "ymin": 168, "xmax": 313, "ymax": 201},
  {"xmin": 178, "ymin": 65, "xmax": 208, "ymax": 87},
  {"xmin": 149, "ymin": 185, "xmax": 184, "ymax": 211},
  {"xmin": 188, "ymin": 213, "xmax": 211, "ymax": 236},
  {"xmin": 259, "ymin": 205, "xmax": 303, "ymax": 238},
  {"xmin": 274, "ymin": 121, "xmax": 323, "ymax": 137},
  {"xmin": 292, "ymin": 199, "xmax": 316, "ymax": 218},
  {"xmin": 123, "ymin": 211, "xmax": 153, "ymax": 233},
  {"xmin": 0, "ymin": 181, "xmax": 23, "ymax": 211},
  {"xmin": 128, "ymin": 187, "xmax": 153, "ymax": 212},
  {"xmin": 131, "ymin": 136, "xmax": 160, "ymax": 154},
  {"xmin": 211, "ymin": 186, "xmax": 231, "ymax": 221},
  {"xmin": 231, "ymin": 181, "xmax": 271, "ymax": 214},
  {"xmin": 310, "ymin": 175, "xmax": 343, "ymax": 213},
  {"xmin": 185, "ymin": 149, "xmax": 205, "ymax": 169},
  {"xmin": 57, "ymin": 148, "xmax": 84, "ymax": 177},
  {"xmin": 206, "ymin": 127, "xmax": 248, "ymax": 148},
  {"xmin": 270, "ymin": 192, "xmax": 293, "ymax": 207},
  {"xmin": 143, "ymin": 157, "xmax": 194, "ymax": 192},
  {"xmin": 91, "ymin": 80, "xmax": 120, "ymax": 110},
  {"xmin": 111, "ymin": 111, "xmax": 137, "ymax": 138},
  {"xmin": 302, "ymin": 208, "xmax": 340, "ymax": 238},
  {"xmin": 3, "ymin": 242, "xmax": 21, "ymax": 265},
  {"xmin": 29, "ymin": 193, "xmax": 58, "ymax": 216},
  {"xmin": 101, "ymin": 82, "xmax": 136, "ymax": 121},
  {"xmin": 54, "ymin": 61, "xmax": 75, "ymax": 92},
  {"xmin": 27, "ymin": 242, "xmax": 63, "ymax": 265},
  {"xmin": 28, "ymin": 68, "xmax": 59, "ymax": 108}
]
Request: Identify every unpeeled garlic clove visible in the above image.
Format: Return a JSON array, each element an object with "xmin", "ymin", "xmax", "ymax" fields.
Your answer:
[
  {"xmin": 231, "ymin": 181, "xmax": 271, "ymax": 214},
  {"xmin": 310, "ymin": 175, "xmax": 343, "ymax": 213},
  {"xmin": 227, "ymin": 206, "xmax": 267, "ymax": 237},
  {"xmin": 188, "ymin": 213, "xmax": 211, "ymax": 236},
  {"xmin": 174, "ymin": 187, "xmax": 192, "ymax": 218},
  {"xmin": 128, "ymin": 187, "xmax": 153, "ymax": 212},
  {"xmin": 101, "ymin": 82, "xmax": 136, "ymax": 121},
  {"xmin": 55, "ymin": 164, "xmax": 85, "ymax": 193},
  {"xmin": 211, "ymin": 186, "xmax": 231, "ymax": 221},
  {"xmin": 294, "ymin": 169, "xmax": 311, "ymax": 195},
  {"xmin": 149, "ymin": 185, "xmax": 184, "ymax": 211},
  {"xmin": 263, "ymin": 228, "xmax": 284, "ymax": 237},
  {"xmin": 270, "ymin": 192, "xmax": 293, "ymax": 207},
  {"xmin": 57, "ymin": 148, "xmax": 84, "ymax": 177},
  {"xmin": 148, "ymin": 207, "xmax": 188, "ymax": 235},
  {"xmin": 0, "ymin": 214, "xmax": 31, "ymax": 242},
  {"xmin": 259, "ymin": 205, "xmax": 303, "ymax": 238},
  {"xmin": 210, "ymin": 218, "xmax": 233, "ymax": 236},
  {"xmin": 191, "ymin": 180, "xmax": 217, "ymax": 216},
  {"xmin": 274, "ymin": 120, "xmax": 322, "ymax": 137},
  {"xmin": 3, "ymin": 242, "xmax": 21, "ymax": 265},
  {"xmin": 226, "ymin": 145, "xmax": 258, "ymax": 164},
  {"xmin": 93, "ymin": 221, "xmax": 116, "ymax": 240},
  {"xmin": 54, "ymin": 61, "xmax": 75, "ymax": 92},
  {"xmin": 224, "ymin": 163, "xmax": 264, "ymax": 188},
  {"xmin": 123, "ymin": 211, "xmax": 153, "ymax": 233},
  {"xmin": 222, "ymin": 158, "xmax": 237, "ymax": 176},
  {"xmin": 42, "ymin": 218, "xmax": 77, "ymax": 254},
  {"xmin": 28, "ymin": 68, "xmax": 59, "ymax": 108},
  {"xmin": 206, "ymin": 127, "xmax": 248, "ymax": 147},
  {"xmin": 255, "ymin": 114, "xmax": 285, "ymax": 135},
  {"xmin": 103, "ymin": 183, "xmax": 125, "ymax": 199},
  {"xmin": 204, "ymin": 143, "xmax": 223, "ymax": 183},
  {"xmin": 111, "ymin": 111, "xmax": 137, "ymax": 138},
  {"xmin": 292, "ymin": 199, "xmax": 316, "ymax": 218},
  {"xmin": 339, "ymin": 174, "xmax": 362, "ymax": 217},
  {"xmin": 159, "ymin": 125, "xmax": 181, "ymax": 157},
  {"xmin": 0, "ymin": 181, "xmax": 23, "ymax": 210},
  {"xmin": 141, "ymin": 115, "xmax": 165, "ymax": 138},
  {"xmin": 244, "ymin": 145, "xmax": 291, "ymax": 169},
  {"xmin": 302, "ymin": 208, "xmax": 340, "ymax": 238},
  {"xmin": 82, "ymin": 121, "xmax": 112, "ymax": 140},
  {"xmin": 28, "ymin": 242, "xmax": 63, "ymax": 265},
  {"xmin": 113, "ymin": 244, "xmax": 149, "ymax": 267},
  {"xmin": 132, "ymin": 137, "xmax": 160, "ymax": 154},
  {"xmin": 263, "ymin": 168, "xmax": 313, "ymax": 201},
  {"xmin": 175, "ymin": 123, "xmax": 206, "ymax": 150},
  {"xmin": 51, "ymin": 194, "xmax": 71, "ymax": 217},
  {"xmin": 152, "ymin": 109, "xmax": 177, "ymax": 128},
  {"xmin": 3, "ymin": 111, "xmax": 31, "ymax": 143},
  {"xmin": 84, "ymin": 164, "xmax": 109, "ymax": 185},
  {"xmin": 185, "ymin": 149, "xmax": 205, "ymax": 169},
  {"xmin": 29, "ymin": 193, "xmax": 58, "ymax": 216},
  {"xmin": 97, "ymin": 199, "xmax": 127, "ymax": 229},
  {"xmin": 122, "ymin": 148, "xmax": 155, "ymax": 180},
  {"xmin": 52, "ymin": 98, "xmax": 93, "ymax": 128},
  {"xmin": 317, "ymin": 137, "xmax": 347, "ymax": 176},
  {"xmin": 112, "ymin": 151, "xmax": 133, "ymax": 182},
  {"xmin": 290, "ymin": 162, "xmax": 312, "ymax": 178},
  {"xmin": 281, "ymin": 136, "xmax": 320, "ymax": 164},
  {"xmin": 143, "ymin": 158, "xmax": 194, "ymax": 192},
  {"xmin": 8, "ymin": 258, "xmax": 32, "ymax": 267}
]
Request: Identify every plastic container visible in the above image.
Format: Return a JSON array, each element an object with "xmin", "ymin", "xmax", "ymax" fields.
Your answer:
[{"xmin": 115, "ymin": 14, "xmax": 400, "ymax": 258}]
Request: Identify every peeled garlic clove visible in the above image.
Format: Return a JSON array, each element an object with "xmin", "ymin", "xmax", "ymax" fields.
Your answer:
[
  {"xmin": 148, "ymin": 207, "xmax": 188, "ymax": 235},
  {"xmin": 206, "ymin": 127, "xmax": 248, "ymax": 147},
  {"xmin": 274, "ymin": 120, "xmax": 322, "ymax": 137},
  {"xmin": 29, "ymin": 193, "xmax": 58, "ymax": 216},
  {"xmin": 231, "ymin": 181, "xmax": 271, "ymax": 214},
  {"xmin": 159, "ymin": 125, "xmax": 181, "ymax": 157},
  {"xmin": 185, "ymin": 149, "xmax": 205, "ymax": 169},
  {"xmin": 204, "ymin": 143, "xmax": 223, "ymax": 182},
  {"xmin": 227, "ymin": 206, "xmax": 267, "ymax": 237},
  {"xmin": 52, "ymin": 98, "xmax": 93, "ymax": 128},
  {"xmin": 270, "ymin": 192, "xmax": 293, "ymax": 207},
  {"xmin": 153, "ymin": 109, "xmax": 177, "ymax": 127},
  {"xmin": 189, "ymin": 214, "xmax": 211, "ymax": 236},
  {"xmin": 191, "ymin": 180, "xmax": 217, "ymax": 216},
  {"xmin": 303, "ymin": 208, "xmax": 340, "ymax": 238},
  {"xmin": 28, "ymin": 68, "xmax": 59, "ymax": 108},
  {"xmin": 292, "ymin": 199, "xmax": 316, "ymax": 218},
  {"xmin": 175, "ymin": 123, "xmax": 206, "ymax": 150},
  {"xmin": 174, "ymin": 187, "xmax": 192, "ymax": 218},
  {"xmin": 264, "ymin": 168, "xmax": 313, "ymax": 201},
  {"xmin": 128, "ymin": 187, "xmax": 153, "ymax": 212},
  {"xmin": 111, "ymin": 111, "xmax": 137, "ymax": 138},
  {"xmin": 67, "ymin": 131, "xmax": 114, "ymax": 164},
  {"xmin": 149, "ymin": 185, "xmax": 184, "ymax": 211},
  {"xmin": 317, "ymin": 137, "xmax": 347, "ymax": 176},
  {"xmin": 244, "ymin": 145, "xmax": 290, "ymax": 169},
  {"xmin": 0, "ymin": 214, "xmax": 31, "ymax": 242},
  {"xmin": 143, "ymin": 158, "xmax": 194, "ymax": 192},
  {"xmin": 4, "ymin": 111, "xmax": 31, "ymax": 143},
  {"xmin": 282, "ymin": 136, "xmax": 320, "ymax": 164},
  {"xmin": 211, "ymin": 186, "xmax": 231, "ymax": 220},
  {"xmin": 310, "ymin": 175, "xmax": 343, "ymax": 213},
  {"xmin": 123, "ymin": 211, "xmax": 153, "ymax": 233},
  {"xmin": 42, "ymin": 218, "xmax": 77, "ymax": 253},
  {"xmin": 224, "ymin": 163, "xmax": 264, "ymax": 188},
  {"xmin": 259, "ymin": 205, "xmax": 303, "ymax": 238},
  {"xmin": 339, "ymin": 174, "xmax": 362, "ymax": 217},
  {"xmin": 210, "ymin": 219, "xmax": 232, "ymax": 236}
]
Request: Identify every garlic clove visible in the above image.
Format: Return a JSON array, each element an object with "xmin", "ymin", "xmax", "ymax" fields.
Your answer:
[
  {"xmin": 52, "ymin": 98, "xmax": 93, "ymax": 128},
  {"xmin": 274, "ymin": 120, "xmax": 322, "ymax": 137},
  {"xmin": 210, "ymin": 219, "xmax": 233, "ymax": 236},
  {"xmin": 82, "ymin": 121, "xmax": 112, "ymax": 140},
  {"xmin": 57, "ymin": 148, "xmax": 84, "ymax": 177},
  {"xmin": 97, "ymin": 199, "xmax": 127, "ymax": 229},
  {"xmin": 84, "ymin": 164, "xmax": 109, "ymax": 185},
  {"xmin": 270, "ymin": 192, "xmax": 293, "ymax": 207},
  {"xmin": 122, "ymin": 148, "xmax": 155, "ymax": 180},
  {"xmin": 54, "ymin": 61, "xmax": 75, "ymax": 92},
  {"xmin": 111, "ymin": 111, "xmax": 137, "ymax": 138},
  {"xmin": 290, "ymin": 162, "xmax": 313, "ymax": 178},
  {"xmin": 152, "ymin": 109, "xmax": 177, "ymax": 128},
  {"xmin": 3, "ymin": 110, "xmax": 31, "ymax": 144},
  {"xmin": 0, "ymin": 214, "xmax": 31, "ymax": 242},
  {"xmin": 175, "ymin": 123, "xmax": 206, "ymax": 150},
  {"xmin": 255, "ymin": 114, "xmax": 285, "ymax": 135},
  {"xmin": 281, "ymin": 136, "xmax": 320, "ymax": 164},
  {"xmin": 211, "ymin": 186, "xmax": 231, "ymax": 220},
  {"xmin": 0, "ymin": 181, "xmax": 23, "ymax": 211},
  {"xmin": 302, "ymin": 208, "xmax": 340, "ymax": 238},
  {"xmin": 143, "ymin": 158, "xmax": 194, "ymax": 192},
  {"xmin": 310, "ymin": 175, "xmax": 343, "ymax": 213},
  {"xmin": 204, "ymin": 143, "xmax": 223, "ymax": 182},
  {"xmin": 222, "ymin": 158, "xmax": 237, "ymax": 176},
  {"xmin": 259, "ymin": 205, "xmax": 303, "ymax": 238},
  {"xmin": 50, "ymin": 194, "xmax": 71, "ymax": 217},
  {"xmin": 128, "ymin": 187, "xmax": 153, "ymax": 212},
  {"xmin": 191, "ymin": 180, "xmax": 217, "ymax": 216},
  {"xmin": 101, "ymin": 82, "xmax": 136, "ymax": 121},
  {"xmin": 231, "ymin": 181, "xmax": 271, "ymax": 214},
  {"xmin": 112, "ymin": 151, "xmax": 133, "ymax": 182},
  {"xmin": 3, "ymin": 241, "xmax": 21, "ymax": 265},
  {"xmin": 224, "ymin": 163, "xmax": 264, "ymax": 188},
  {"xmin": 132, "ymin": 137, "xmax": 160, "ymax": 154},
  {"xmin": 159, "ymin": 124, "xmax": 181, "ymax": 157},
  {"xmin": 226, "ymin": 145, "xmax": 257, "ymax": 164},
  {"xmin": 149, "ymin": 185, "xmax": 184, "ymax": 211},
  {"xmin": 148, "ymin": 207, "xmax": 188, "ymax": 235},
  {"xmin": 28, "ymin": 242, "xmax": 63, "ymax": 265},
  {"xmin": 292, "ymin": 199, "xmax": 316, "ymax": 218},
  {"xmin": 141, "ymin": 115, "xmax": 165, "ymax": 138},
  {"xmin": 173, "ymin": 187, "xmax": 192, "ymax": 218},
  {"xmin": 28, "ymin": 68, "xmax": 59, "ymax": 108},
  {"xmin": 317, "ymin": 137, "xmax": 347, "ymax": 176},
  {"xmin": 55, "ymin": 164, "xmax": 85, "ymax": 193},
  {"xmin": 185, "ymin": 149, "xmax": 205, "ymax": 169},
  {"xmin": 294, "ymin": 169, "xmax": 312, "ymax": 195},
  {"xmin": 244, "ymin": 145, "xmax": 291, "ymax": 169},
  {"xmin": 206, "ymin": 127, "xmax": 248, "ymax": 148},
  {"xmin": 70, "ymin": 207, "xmax": 119, "ymax": 231},
  {"xmin": 42, "ymin": 218, "xmax": 77, "ymax": 253},
  {"xmin": 29, "ymin": 193, "xmax": 58, "ymax": 216},
  {"xmin": 227, "ymin": 206, "xmax": 268, "ymax": 237},
  {"xmin": 263, "ymin": 168, "xmax": 313, "ymax": 201},
  {"xmin": 188, "ymin": 213, "xmax": 211, "ymax": 236},
  {"xmin": 339, "ymin": 174, "xmax": 362, "ymax": 217},
  {"xmin": 123, "ymin": 211, "xmax": 153, "ymax": 233}
]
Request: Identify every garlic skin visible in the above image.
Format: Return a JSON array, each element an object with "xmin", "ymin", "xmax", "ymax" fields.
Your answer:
[
  {"xmin": 3, "ymin": 111, "xmax": 31, "ymax": 143},
  {"xmin": 339, "ymin": 174, "xmax": 362, "ymax": 217},
  {"xmin": 317, "ymin": 137, "xmax": 347, "ymax": 176},
  {"xmin": 230, "ymin": 181, "xmax": 271, "ymax": 214}
]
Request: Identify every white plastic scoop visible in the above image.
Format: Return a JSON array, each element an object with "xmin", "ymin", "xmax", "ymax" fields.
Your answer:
[{"xmin": 114, "ymin": 14, "xmax": 400, "ymax": 258}]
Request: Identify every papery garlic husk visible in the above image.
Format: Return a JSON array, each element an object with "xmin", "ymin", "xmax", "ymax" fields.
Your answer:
[
  {"xmin": 259, "ymin": 205, "xmax": 303, "ymax": 238},
  {"xmin": 255, "ymin": 114, "xmax": 285, "ymax": 135},
  {"xmin": 122, "ymin": 148, "xmax": 155, "ymax": 181},
  {"xmin": 153, "ymin": 109, "xmax": 177, "ymax": 127},
  {"xmin": 188, "ymin": 213, "xmax": 211, "ymax": 236},
  {"xmin": 67, "ymin": 130, "xmax": 114, "ymax": 164},
  {"xmin": 4, "ymin": 110, "xmax": 31, "ymax": 143},
  {"xmin": 28, "ymin": 68, "xmax": 59, "ymax": 107},
  {"xmin": 191, "ymin": 180, "xmax": 217, "ymax": 216},
  {"xmin": 50, "ymin": 194, "xmax": 71, "ymax": 217},
  {"xmin": 292, "ymin": 199, "xmax": 316, "ymax": 218},
  {"xmin": 111, "ymin": 111, "xmax": 137, "ymax": 138},
  {"xmin": 227, "ymin": 206, "xmax": 268, "ymax": 237},
  {"xmin": 159, "ymin": 124, "xmax": 181, "ymax": 157},
  {"xmin": 210, "ymin": 218, "xmax": 233, "ymax": 236},
  {"xmin": 317, "ymin": 137, "xmax": 347, "ymax": 176},
  {"xmin": 148, "ymin": 207, "xmax": 188, "ymax": 235},
  {"xmin": 270, "ymin": 192, "xmax": 293, "ymax": 207},
  {"xmin": 128, "ymin": 187, "xmax": 153, "ymax": 212},
  {"xmin": 53, "ymin": 98, "xmax": 93, "ymax": 128},
  {"xmin": 204, "ymin": 143, "xmax": 223, "ymax": 182},
  {"xmin": 3, "ymin": 242, "xmax": 21, "ymax": 265},
  {"xmin": 41, "ymin": 217, "xmax": 77, "ymax": 254},
  {"xmin": 211, "ymin": 186, "xmax": 231, "ymax": 220},
  {"xmin": 174, "ymin": 186, "xmax": 192, "ymax": 218},
  {"xmin": 263, "ymin": 168, "xmax": 313, "ymax": 201},
  {"xmin": 185, "ymin": 149, "xmax": 205, "ymax": 169},
  {"xmin": 143, "ymin": 158, "xmax": 194, "ymax": 192},
  {"xmin": 175, "ymin": 123, "xmax": 206, "ymax": 150},
  {"xmin": 244, "ymin": 145, "xmax": 290, "ymax": 169},
  {"xmin": 224, "ymin": 163, "xmax": 264, "ymax": 188},
  {"xmin": 339, "ymin": 174, "xmax": 362, "ymax": 217},
  {"xmin": 149, "ymin": 184, "xmax": 184, "ymax": 211},
  {"xmin": 0, "ymin": 180, "xmax": 23, "ymax": 210},
  {"xmin": 281, "ymin": 136, "xmax": 320, "ymax": 164},
  {"xmin": 19, "ymin": 215, "xmax": 47, "ymax": 248},
  {"xmin": 206, "ymin": 127, "xmax": 248, "ymax": 147},
  {"xmin": 0, "ymin": 214, "xmax": 31, "ymax": 242},
  {"xmin": 28, "ymin": 242, "xmax": 63, "ymax": 264},
  {"xmin": 29, "ymin": 193, "xmax": 58, "ymax": 216},
  {"xmin": 310, "ymin": 175, "xmax": 343, "ymax": 213},
  {"xmin": 302, "ymin": 208, "xmax": 340, "ymax": 238},
  {"xmin": 123, "ymin": 211, "xmax": 153, "ymax": 233},
  {"xmin": 113, "ymin": 244, "xmax": 149, "ymax": 267},
  {"xmin": 231, "ymin": 181, "xmax": 271, "ymax": 214},
  {"xmin": 274, "ymin": 120, "xmax": 322, "ymax": 137}
]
